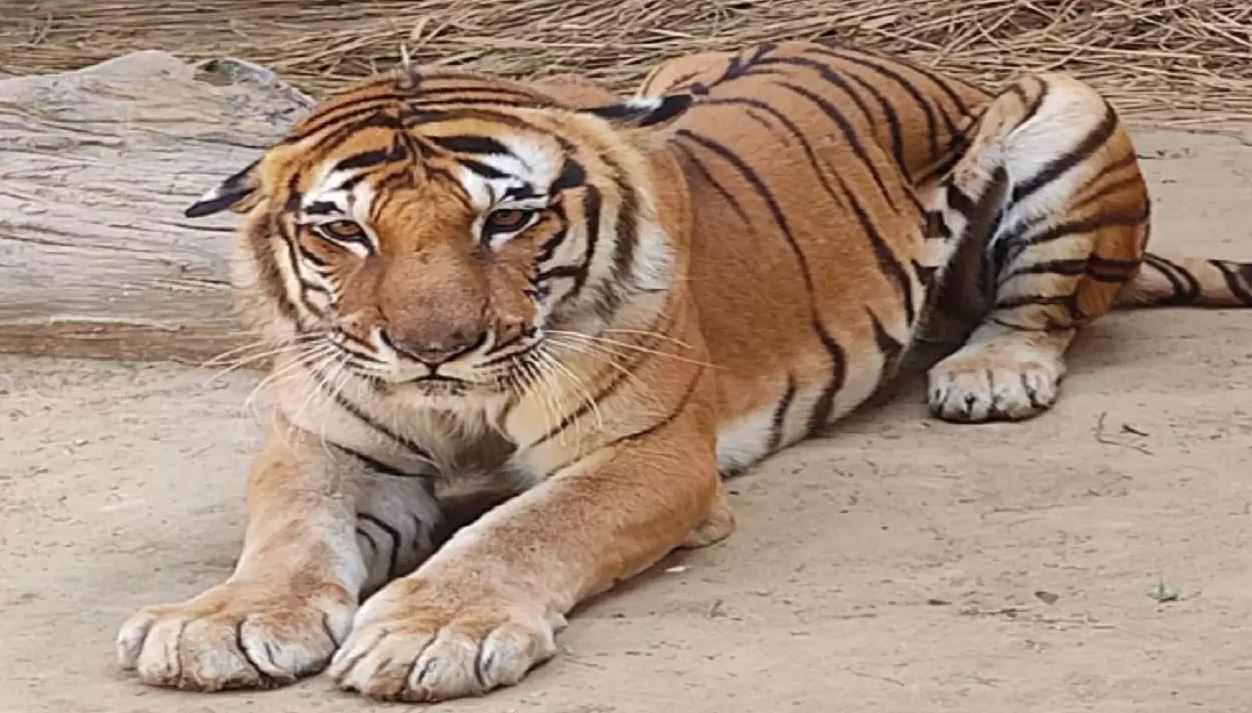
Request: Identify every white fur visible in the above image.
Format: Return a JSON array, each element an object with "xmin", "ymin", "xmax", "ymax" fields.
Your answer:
[{"xmin": 716, "ymin": 406, "xmax": 776, "ymax": 473}]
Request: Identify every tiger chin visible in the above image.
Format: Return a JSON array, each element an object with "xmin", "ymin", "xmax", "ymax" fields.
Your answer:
[{"xmin": 117, "ymin": 41, "xmax": 1252, "ymax": 701}]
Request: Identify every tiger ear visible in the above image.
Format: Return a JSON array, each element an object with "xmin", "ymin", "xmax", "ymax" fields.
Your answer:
[
  {"xmin": 585, "ymin": 94, "xmax": 692, "ymax": 131},
  {"xmin": 184, "ymin": 159, "xmax": 263, "ymax": 218}
]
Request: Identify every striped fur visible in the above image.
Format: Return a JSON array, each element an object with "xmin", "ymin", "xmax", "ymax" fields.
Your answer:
[{"xmin": 119, "ymin": 41, "xmax": 1251, "ymax": 701}]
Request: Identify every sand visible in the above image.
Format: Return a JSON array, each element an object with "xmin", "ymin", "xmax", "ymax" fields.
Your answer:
[{"xmin": 2, "ymin": 126, "xmax": 1250, "ymax": 713}]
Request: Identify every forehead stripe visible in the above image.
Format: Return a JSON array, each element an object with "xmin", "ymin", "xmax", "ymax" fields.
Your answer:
[
  {"xmin": 332, "ymin": 141, "xmax": 410, "ymax": 173},
  {"xmin": 305, "ymin": 201, "xmax": 339, "ymax": 215},
  {"xmin": 427, "ymin": 135, "xmax": 513, "ymax": 156},
  {"xmin": 460, "ymin": 159, "xmax": 509, "ymax": 180}
]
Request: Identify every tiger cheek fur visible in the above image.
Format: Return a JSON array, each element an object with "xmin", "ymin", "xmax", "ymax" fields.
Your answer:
[{"xmin": 118, "ymin": 40, "xmax": 1252, "ymax": 702}]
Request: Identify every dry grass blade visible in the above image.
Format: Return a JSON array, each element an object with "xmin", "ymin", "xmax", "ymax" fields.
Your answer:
[{"xmin": 1, "ymin": 1, "xmax": 1249, "ymax": 125}]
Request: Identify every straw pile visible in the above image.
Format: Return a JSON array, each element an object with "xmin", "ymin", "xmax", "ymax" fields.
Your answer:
[{"xmin": 2, "ymin": 1, "xmax": 1251, "ymax": 125}]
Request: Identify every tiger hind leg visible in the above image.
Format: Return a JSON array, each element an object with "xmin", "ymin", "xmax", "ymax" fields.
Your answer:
[{"xmin": 925, "ymin": 73, "xmax": 1149, "ymax": 422}]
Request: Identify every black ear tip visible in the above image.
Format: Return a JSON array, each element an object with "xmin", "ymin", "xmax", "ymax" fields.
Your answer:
[
  {"xmin": 666, "ymin": 94, "xmax": 694, "ymax": 110},
  {"xmin": 638, "ymin": 94, "xmax": 691, "ymax": 127},
  {"xmin": 182, "ymin": 192, "xmax": 239, "ymax": 218}
]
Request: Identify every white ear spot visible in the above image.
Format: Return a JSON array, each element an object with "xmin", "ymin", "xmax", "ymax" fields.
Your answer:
[{"xmin": 624, "ymin": 97, "xmax": 663, "ymax": 111}]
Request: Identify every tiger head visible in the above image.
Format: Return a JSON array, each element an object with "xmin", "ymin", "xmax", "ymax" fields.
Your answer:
[{"xmin": 188, "ymin": 69, "xmax": 690, "ymax": 400}]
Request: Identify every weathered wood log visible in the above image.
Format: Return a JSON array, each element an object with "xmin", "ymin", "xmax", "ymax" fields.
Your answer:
[{"xmin": 0, "ymin": 51, "xmax": 312, "ymax": 362}]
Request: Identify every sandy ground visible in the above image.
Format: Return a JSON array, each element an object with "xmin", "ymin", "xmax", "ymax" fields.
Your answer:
[{"xmin": 2, "ymin": 127, "xmax": 1251, "ymax": 713}]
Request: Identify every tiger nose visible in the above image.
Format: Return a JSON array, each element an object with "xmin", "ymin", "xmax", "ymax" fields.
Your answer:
[{"xmin": 383, "ymin": 328, "xmax": 488, "ymax": 366}]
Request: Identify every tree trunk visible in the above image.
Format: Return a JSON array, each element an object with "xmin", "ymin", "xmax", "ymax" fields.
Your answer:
[{"xmin": 0, "ymin": 51, "xmax": 312, "ymax": 362}]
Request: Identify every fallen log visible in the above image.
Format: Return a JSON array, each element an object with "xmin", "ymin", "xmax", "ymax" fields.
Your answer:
[{"xmin": 0, "ymin": 51, "xmax": 312, "ymax": 362}]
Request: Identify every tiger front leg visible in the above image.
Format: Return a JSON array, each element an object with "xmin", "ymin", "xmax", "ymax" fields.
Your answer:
[
  {"xmin": 926, "ymin": 72, "xmax": 1149, "ymax": 422},
  {"xmin": 327, "ymin": 395, "xmax": 728, "ymax": 702},
  {"xmin": 117, "ymin": 419, "xmax": 441, "ymax": 691}
]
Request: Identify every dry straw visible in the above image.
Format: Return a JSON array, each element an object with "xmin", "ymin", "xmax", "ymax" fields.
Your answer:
[{"xmin": 2, "ymin": 1, "xmax": 1250, "ymax": 125}]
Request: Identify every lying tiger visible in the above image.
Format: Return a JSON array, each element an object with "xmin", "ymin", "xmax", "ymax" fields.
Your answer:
[{"xmin": 118, "ymin": 41, "xmax": 1252, "ymax": 701}]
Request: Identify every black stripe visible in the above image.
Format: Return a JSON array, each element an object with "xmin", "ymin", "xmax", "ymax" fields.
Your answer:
[
  {"xmin": 307, "ymin": 367, "xmax": 435, "ymax": 462},
  {"xmin": 295, "ymin": 243, "xmax": 328, "ymax": 268},
  {"xmin": 756, "ymin": 56, "xmax": 874, "ymax": 122},
  {"xmin": 535, "ymin": 203, "xmax": 570, "ymax": 264},
  {"xmin": 550, "ymin": 158, "xmax": 586, "ymax": 193},
  {"xmin": 1088, "ymin": 254, "xmax": 1141, "ymax": 270},
  {"xmin": 676, "ymin": 130, "xmax": 812, "ymax": 289},
  {"xmin": 839, "ymin": 69, "xmax": 909, "ymax": 179},
  {"xmin": 567, "ymin": 184, "xmax": 603, "ymax": 299},
  {"xmin": 805, "ymin": 320, "xmax": 848, "ymax": 435},
  {"xmin": 355, "ymin": 526, "xmax": 378, "ymax": 554},
  {"xmin": 275, "ymin": 218, "xmax": 323, "ymax": 317},
  {"xmin": 834, "ymin": 169, "xmax": 919, "ymax": 325},
  {"xmin": 697, "ymin": 94, "xmax": 899, "ymax": 217},
  {"xmin": 427, "ymin": 135, "xmax": 512, "ymax": 156},
  {"xmin": 246, "ymin": 217, "xmax": 297, "ymax": 322},
  {"xmin": 677, "ymin": 129, "xmax": 856, "ymax": 424},
  {"xmin": 304, "ymin": 201, "xmax": 339, "ymax": 216},
  {"xmin": 459, "ymin": 158, "xmax": 508, "ymax": 180},
  {"xmin": 597, "ymin": 365, "xmax": 705, "ymax": 450},
  {"xmin": 411, "ymin": 85, "xmax": 546, "ymax": 106},
  {"xmin": 285, "ymin": 95, "xmax": 406, "ymax": 144},
  {"xmin": 1017, "ymin": 76, "xmax": 1050, "ymax": 127},
  {"xmin": 600, "ymin": 180, "xmax": 641, "ymax": 318},
  {"xmin": 300, "ymin": 111, "xmax": 405, "ymax": 159},
  {"xmin": 332, "ymin": 142, "xmax": 408, "ymax": 172},
  {"xmin": 670, "ymin": 140, "xmax": 750, "ymax": 223},
  {"xmin": 946, "ymin": 183, "xmax": 975, "ymax": 216},
  {"xmin": 742, "ymin": 107, "xmax": 779, "ymax": 135},
  {"xmin": 820, "ymin": 45, "xmax": 978, "ymax": 115},
  {"xmin": 1012, "ymin": 103, "xmax": 1118, "ymax": 203},
  {"xmin": 767, "ymin": 375, "xmax": 797, "ymax": 452},
  {"xmin": 999, "ymin": 255, "xmax": 1138, "ymax": 286},
  {"xmin": 1077, "ymin": 174, "xmax": 1144, "ymax": 211},
  {"xmin": 1212, "ymin": 260, "xmax": 1252, "ymax": 304},
  {"xmin": 535, "ymin": 264, "xmax": 582, "ymax": 283},
  {"xmin": 1000, "ymin": 258, "xmax": 1086, "ymax": 281},
  {"xmin": 529, "ymin": 308, "xmax": 676, "ymax": 448},
  {"xmin": 1143, "ymin": 253, "xmax": 1200, "ymax": 305},
  {"xmin": 358, "ymin": 512, "xmax": 402, "ymax": 581},
  {"xmin": 766, "ymin": 78, "xmax": 902, "ymax": 213},
  {"xmin": 997, "ymin": 206, "xmax": 1149, "ymax": 272},
  {"xmin": 812, "ymin": 49, "xmax": 940, "ymax": 157},
  {"xmin": 867, "ymin": 309, "xmax": 905, "ymax": 378},
  {"xmin": 991, "ymin": 316, "xmax": 1072, "ymax": 332},
  {"xmin": 328, "ymin": 441, "xmax": 429, "ymax": 479},
  {"xmin": 995, "ymin": 293, "xmax": 1077, "ymax": 310}
]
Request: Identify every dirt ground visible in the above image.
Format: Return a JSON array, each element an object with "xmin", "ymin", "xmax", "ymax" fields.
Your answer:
[{"xmin": 2, "ymin": 127, "xmax": 1251, "ymax": 713}]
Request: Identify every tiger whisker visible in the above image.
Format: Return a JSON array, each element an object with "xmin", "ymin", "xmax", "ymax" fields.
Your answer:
[
  {"xmin": 545, "ymin": 337, "xmax": 663, "ymax": 413},
  {"xmin": 545, "ymin": 330, "xmax": 718, "ymax": 369},
  {"xmin": 242, "ymin": 343, "xmax": 337, "ymax": 420},
  {"xmin": 537, "ymin": 346, "xmax": 604, "ymax": 433},
  {"xmin": 600, "ymin": 327, "xmax": 694, "ymax": 349}
]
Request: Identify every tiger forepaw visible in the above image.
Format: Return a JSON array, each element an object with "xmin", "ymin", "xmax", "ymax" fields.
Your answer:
[
  {"xmin": 928, "ymin": 355, "xmax": 1060, "ymax": 422},
  {"xmin": 328, "ymin": 578, "xmax": 563, "ymax": 702},
  {"xmin": 117, "ymin": 580, "xmax": 355, "ymax": 691}
]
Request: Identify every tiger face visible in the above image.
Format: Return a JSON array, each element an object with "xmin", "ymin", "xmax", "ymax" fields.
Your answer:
[{"xmin": 188, "ymin": 70, "xmax": 691, "ymax": 401}]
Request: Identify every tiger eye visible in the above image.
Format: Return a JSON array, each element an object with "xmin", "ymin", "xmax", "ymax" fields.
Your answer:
[
  {"xmin": 483, "ymin": 209, "xmax": 532, "ymax": 234},
  {"xmin": 318, "ymin": 220, "xmax": 366, "ymax": 241}
]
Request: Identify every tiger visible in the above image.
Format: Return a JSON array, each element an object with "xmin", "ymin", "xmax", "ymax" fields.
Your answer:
[{"xmin": 116, "ymin": 41, "xmax": 1252, "ymax": 702}]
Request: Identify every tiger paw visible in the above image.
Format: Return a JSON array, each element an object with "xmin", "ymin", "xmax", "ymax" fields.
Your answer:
[
  {"xmin": 328, "ymin": 577, "xmax": 563, "ymax": 702},
  {"xmin": 117, "ymin": 580, "xmax": 355, "ymax": 691},
  {"xmin": 928, "ymin": 355, "xmax": 1061, "ymax": 422}
]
